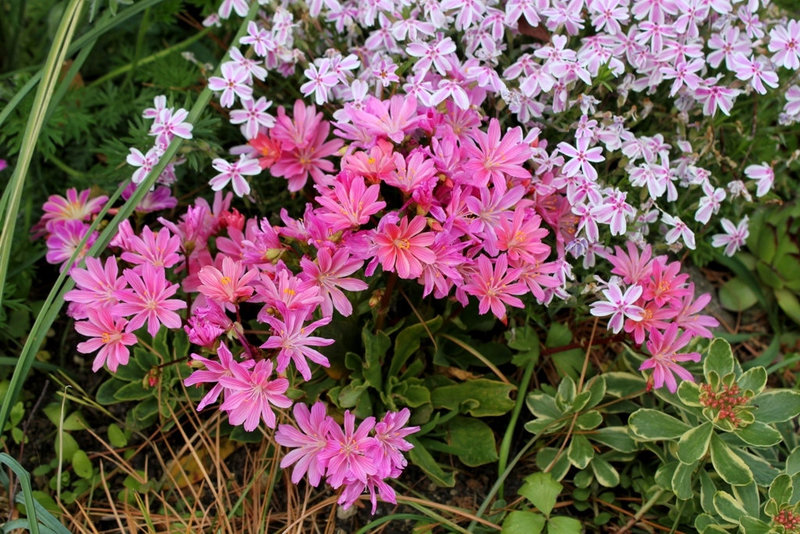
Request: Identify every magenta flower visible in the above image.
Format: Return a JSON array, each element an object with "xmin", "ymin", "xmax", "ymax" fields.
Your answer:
[
  {"xmin": 371, "ymin": 215, "xmax": 435, "ymax": 279},
  {"xmin": 121, "ymin": 226, "xmax": 182, "ymax": 270},
  {"xmin": 261, "ymin": 313, "xmax": 334, "ymax": 381},
  {"xmin": 271, "ymin": 119, "xmax": 343, "ymax": 192},
  {"xmin": 673, "ymin": 284, "xmax": 719, "ymax": 339},
  {"xmin": 65, "ymin": 256, "xmax": 127, "ymax": 313},
  {"xmin": 590, "ymin": 282, "xmax": 644, "ymax": 334},
  {"xmin": 299, "ymin": 248, "xmax": 369, "ymax": 317},
  {"xmin": 349, "ymin": 95, "xmax": 421, "ymax": 144},
  {"xmin": 75, "ymin": 308, "xmax": 137, "ymax": 372},
  {"xmin": 495, "ymin": 208, "xmax": 550, "ymax": 263},
  {"xmin": 463, "ymin": 254, "xmax": 528, "ymax": 322},
  {"xmin": 640, "ymin": 324, "xmax": 701, "ymax": 393},
  {"xmin": 275, "ymin": 402, "xmax": 334, "ymax": 486},
  {"xmin": 115, "ymin": 264, "xmax": 187, "ymax": 337},
  {"xmin": 220, "ymin": 359, "xmax": 291, "ymax": 431},
  {"xmin": 605, "ymin": 242, "xmax": 655, "ymax": 286},
  {"xmin": 184, "ymin": 342, "xmax": 254, "ymax": 410},
  {"xmin": 209, "ymin": 155, "xmax": 261, "ymax": 197},
  {"xmin": 208, "ymin": 62, "xmax": 252, "ymax": 108},
  {"xmin": 319, "ymin": 411, "xmax": 377, "ymax": 488},
  {"xmin": 197, "ymin": 255, "xmax": 259, "ymax": 308},
  {"xmin": 369, "ymin": 408, "xmax": 419, "ymax": 477},
  {"xmin": 316, "ymin": 175, "xmax": 386, "ymax": 231},
  {"xmin": 45, "ymin": 220, "xmax": 98, "ymax": 269},
  {"xmin": 642, "ymin": 258, "xmax": 690, "ymax": 307},
  {"xmin": 462, "ymin": 119, "xmax": 532, "ymax": 188}
]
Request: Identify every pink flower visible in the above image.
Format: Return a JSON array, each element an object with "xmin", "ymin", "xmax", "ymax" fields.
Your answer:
[
  {"xmin": 115, "ymin": 264, "xmax": 187, "ymax": 337},
  {"xmin": 316, "ymin": 174, "xmax": 386, "ymax": 231},
  {"xmin": 197, "ymin": 255, "xmax": 258, "ymax": 308},
  {"xmin": 349, "ymin": 95, "xmax": 421, "ymax": 144},
  {"xmin": 75, "ymin": 308, "xmax": 137, "ymax": 372},
  {"xmin": 604, "ymin": 242, "xmax": 655, "ymax": 286},
  {"xmin": 463, "ymin": 254, "xmax": 528, "ymax": 322},
  {"xmin": 319, "ymin": 411, "xmax": 377, "ymax": 488},
  {"xmin": 642, "ymin": 258, "xmax": 691, "ymax": 307},
  {"xmin": 45, "ymin": 220, "xmax": 98, "ymax": 269},
  {"xmin": 121, "ymin": 226, "xmax": 182, "ymax": 270},
  {"xmin": 271, "ymin": 118, "xmax": 343, "ymax": 192},
  {"xmin": 220, "ymin": 359, "xmax": 291, "ymax": 431},
  {"xmin": 39, "ymin": 188, "xmax": 107, "ymax": 232},
  {"xmin": 768, "ymin": 20, "xmax": 800, "ymax": 70},
  {"xmin": 495, "ymin": 208, "xmax": 550, "ymax": 262},
  {"xmin": 275, "ymin": 402, "xmax": 334, "ymax": 486},
  {"xmin": 300, "ymin": 248, "xmax": 369, "ymax": 317},
  {"xmin": 673, "ymin": 285, "xmax": 719, "ymax": 338},
  {"xmin": 744, "ymin": 163, "xmax": 774, "ymax": 197},
  {"xmin": 462, "ymin": 119, "xmax": 532, "ymax": 188},
  {"xmin": 371, "ymin": 216, "xmax": 435, "ymax": 279},
  {"xmin": 590, "ymin": 282, "xmax": 644, "ymax": 334},
  {"xmin": 261, "ymin": 314, "xmax": 334, "ymax": 381},
  {"xmin": 184, "ymin": 342, "xmax": 255, "ymax": 410},
  {"xmin": 209, "ymin": 155, "xmax": 262, "ymax": 197},
  {"xmin": 65, "ymin": 256, "xmax": 127, "ymax": 313},
  {"xmin": 208, "ymin": 62, "xmax": 252, "ymax": 108},
  {"xmin": 711, "ymin": 217, "xmax": 749, "ymax": 256},
  {"xmin": 369, "ymin": 408, "xmax": 419, "ymax": 477},
  {"xmin": 640, "ymin": 324, "xmax": 701, "ymax": 393}
]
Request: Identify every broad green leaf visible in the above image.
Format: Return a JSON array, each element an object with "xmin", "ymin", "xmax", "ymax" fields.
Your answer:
[
  {"xmin": 536, "ymin": 448, "xmax": 571, "ymax": 481},
  {"xmin": 567, "ymin": 434, "xmax": 594, "ymax": 469},
  {"xmin": 704, "ymin": 339, "xmax": 735, "ymax": 381},
  {"xmin": 734, "ymin": 421, "xmax": 782, "ymax": 447},
  {"xmin": 431, "ymin": 379, "xmax": 515, "ymax": 417},
  {"xmin": 603, "ymin": 372, "xmax": 647, "ymax": 397},
  {"xmin": 712, "ymin": 491, "xmax": 746, "ymax": 523},
  {"xmin": 583, "ymin": 376, "xmax": 606, "ymax": 411},
  {"xmin": 671, "ymin": 461, "xmax": 697, "ymax": 500},
  {"xmin": 55, "ymin": 432, "xmax": 79, "ymax": 461},
  {"xmin": 393, "ymin": 383, "xmax": 430, "ymax": 408},
  {"xmin": 786, "ymin": 446, "xmax": 800, "ymax": 476},
  {"xmin": 71, "ymin": 450, "xmax": 93, "ymax": 479},
  {"xmin": 407, "ymin": 437, "xmax": 454, "ymax": 487},
  {"xmin": 446, "ymin": 417, "xmax": 498, "ymax": 467},
  {"xmin": 628, "ymin": 409, "xmax": 690, "ymax": 440},
  {"xmin": 113, "ymin": 381, "xmax": 153, "ymax": 402},
  {"xmin": 590, "ymin": 456, "xmax": 619, "ymax": 488},
  {"xmin": 502, "ymin": 511, "xmax": 545, "ymax": 534},
  {"xmin": 589, "ymin": 427, "xmax": 637, "ymax": 453},
  {"xmin": 390, "ymin": 316, "xmax": 442, "ymax": 377},
  {"xmin": 738, "ymin": 517, "xmax": 773, "ymax": 534},
  {"xmin": 735, "ymin": 448, "xmax": 780, "ymax": 487},
  {"xmin": 677, "ymin": 422, "xmax": 713, "ymax": 464},
  {"xmin": 710, "ymin": 434, "xmax": 753, "ymax": 486},
  {"xmin": 769, "ymin": 474, "xmax": 792, "ymax": 505},
  {"xmin": 699, "ymin": 470, "xmax": 717, "ymax": 514},
  {"xmin": 737, "ymin": 366, "xmax": 767, "ymax": 395},
  {"xmin": 230, "ymin": 426, "xmax": 263, "ymax": 444},
  {"xmin": 753, "ymin": 390, "xmax": 800, "ymax": 423},
  {"xmin": 95, "ymin": 378, "xmax": 127, "ymax": 405},
  {"xmin": 362, "ymin": 328, "xmax": 390, "ymax": 389},
  {"xmin": 527, "ymin": 391, "xmax": 563, "ymax": 419},
  {"xmin": 732, "ymin": 481, "xmax": 760, "ymax": 517},
  {"xmin": 655, "ymin": 461, "xmax": 679, "ymax": 490},
  {"xmin": 61, "ymin": 411, "xmax": 88, "ymax": 431},
  {"xmin": 677, "ymin": 381, "xmax": 702, "ymax": 407},
  {"xmin": 506, "ymin": 325, "xmax": 540, "ymax": 366},
  {"xmin": 547, "ymin": 516, "xmax": 582, "ymax": 534},
  {"xmin": 776, "ymin": 289, "xmax": 800, "ymax": 325},
  {"xmin": 519, "ymin": 472, "xmax": 562, "ymax": 516},
  {"xmin": 107, "ymin": 424, "xmax": 127, "ymax": 448},
  {"xmin": 575, "ymin": 410, "xmax": 603, "ymax": 430},
  {"xmin": 719, "ymin": 277, "xmax": 758, "ymax": 312}
]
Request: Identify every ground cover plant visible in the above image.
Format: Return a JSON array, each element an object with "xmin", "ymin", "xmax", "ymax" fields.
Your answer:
[{"xmin": 2, "ymin": 0, "xmax": 800, "ymax": 531}]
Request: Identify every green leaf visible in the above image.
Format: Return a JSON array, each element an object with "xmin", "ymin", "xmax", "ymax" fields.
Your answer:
[
  {"xmin": 536, "ymin": 448, "xmax": 571, "ymax": 481},
  {"xmin": 699, "ymin": 470, "xmax": 717, "ymax": 514},
  {"xmin": 591, "ymin": 456, "xmax": 620, "ymax": 488},
  {"xmin": 704, "ymin": 339, "xmax": 735, "ymax": 381},
  {"xmin": 446, "ymin": 417, "xmax": 498, "ymax": 467},
  {"xmin": 583, "ymin": 376, "xmax": 606, "ymax": 411},
  {"xmin": 768, "ymin": 474, "xmax": 792, "ymax": 505},
  {"xmin": 709, "ymin": 434, "xmax": 753, "ymax": 486},
  {"xmin": 712, "ymin": 491, "xmax": 746, "ymax": 523},
  {"xmin": 603, "ymin": 372, "xmax": 647, "ymax": 397},
  {"xmin": 776, "ymin": 289, "xmax": 800, "ymax": 325},
  {"xmin": 393, "ymin": 383, "xmax": 430, "ymax": 408},
  {"xmin": 502, "ymin": 511, "xmax": 545, "ymax": 534},
  {"xmin": 678, "ymin": 381, "xmax": 702, "ymax": 407},
  {"xmin": 230, "ymin": 426, "xmax": 263, "ymax": 444},
  {"xmin": 107, "ymin": 423, "xmax": 127, "ymax": 448},
  {"xmin": 61, "ymin": 411, "xmax": 88, "ymax": 431},
  {"xmin": 96, "ymin": 378, "xmax": 126, "ymax": 405},
  {"xmin": 628, "ymin": 409, "xmax": 690, "ymax": 440},
  {"xmin": 787, "ymin": 446, "xmax": 800, "ymax": 476},
  {"xmin": 527, "ymin": 392, "xmax": 563, "ymax": 420},
  {"xmin": 719, "ymin": 278, "xmax": 758, "ymax": 312},
  {"xmin": 737, "ymin": 367, "xmax": 767, "ymax": 395},
  {"xmin": 589, "ymin": 427, "xmax": 637, "ymax": 453},
  {"xmin": 677, "ymin": 422, "xmax": 714, "ymax": 464},
  {"xmin": 547, "ymin": 516, "xmax": 582, "ymax": 534},
  {"xmin": 362, "ymin": 328, "xmax": 390, "ymax": 389},
  {"xmin": 671, "ymin": 461, "xmax": 697, "ymax": 500},
  {"xmin": 407, "ymin": 437, "xmax": 454, "ymax": 487},
  {"xmin": 519, "ymin": 472, "xmax": 562, "ymax": 517},
  {"xmin": 71, "ymin": 450, "xmax": 93, "ymax": 479},
  {"xmin": 431, "ymin": 379, "xmax": 515, "ymax": 417},
  {"xmin": 567, "ymin": 434, "xmax": 594, "ymax": 469},
  {"xmin": 732, "ymin": 481, "xmax": 760, "ymax": 517},
  {"xmin": 575, "ymin": 410, "xmax": 603, "ymax": 430},
  {"xmin": 754, "ymin": 390, "xmax": 800, "ymax": 423},
  {"xmin": 506, "ymin": 325, "xmax": 540, "ymax": 366},
  {"xmin": 113, "ymin": 381, "xmax": 152, "ymax": 402},
  {"xmin": 734, "ymin": 421, "xmax": 782, "ymax": 447},
  {"xmin": 390, "ymin": 316, "xmax": 442, "ymax": 377},
  {"xmin": 55, "ymin": 432, "xmax": 79, "ymax": 461},
  {"xmin": 738, "ymin": 517, "xmax": 773, "ymax": 534}
]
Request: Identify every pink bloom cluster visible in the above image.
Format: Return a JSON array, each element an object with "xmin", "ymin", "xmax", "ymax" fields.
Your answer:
[
  {"xmin": 275, "ymin": 403, "xmax": 419, "ymax": 512},
  {"xmin": 590, "ymin": 242, "xmax": 719, "ymax": 392}
]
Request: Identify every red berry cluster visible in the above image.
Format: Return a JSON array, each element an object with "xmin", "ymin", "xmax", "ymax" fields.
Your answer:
[
  {"xmin": 774, "ymin": 509, "xmax": 800, "ymax": 532},
  {"xmin": 699, "ymin": 383, "xmax": 749, "ymax": 427}
]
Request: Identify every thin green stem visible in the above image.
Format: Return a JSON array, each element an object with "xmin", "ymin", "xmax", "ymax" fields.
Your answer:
[{"xmin": 616, "ymin": 488, "xmax": 666, "ymax": 534}]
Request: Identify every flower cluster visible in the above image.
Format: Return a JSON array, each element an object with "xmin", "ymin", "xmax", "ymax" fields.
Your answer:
[
  {"xmin": 275, "ymin": 404, "xmax": 419, "ymax": 512},
  {"xmin": 590, "ymin": 242, "xmax": 718, "ymax": 392}
]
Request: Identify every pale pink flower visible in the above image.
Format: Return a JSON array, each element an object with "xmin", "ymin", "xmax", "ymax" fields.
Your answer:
[
  {"xmin": 220, "ymin": 359, "xmax": 291, "ymax": 431},
  {"xmin": 744, "ymin": 163, "xmax": 774, "ymax": 197},
  {"xmin": 319, "ymin": 411, "xmax": 377, "ymax": 488},
  {"xmin": 261, "ymin": 314, "xmax": 334, "ymax": 381},
  {"xmin": 208, "ymin": 62, "xmax": 252, "ymax": 108},
  {"xmin": 275, "ymin": 402, "xmax": 334, "ymax": 486},
  {"xmin": 711, "ymin": 217, "xmax": 749, "ymax": 256},
  {"xmin": 209, "ymin": 155, "xmax": 262, "ymax": 197},
  {"xmin": 662, "ymin": 214, "xmax": 696, "ymax": 249},
  {"xmin": 590, "ymin": 282, "xmax": 644, "ymax": 334},
  {"xmin": 768, "ymin": 20, "xmax": 800, "ymax": 70}
]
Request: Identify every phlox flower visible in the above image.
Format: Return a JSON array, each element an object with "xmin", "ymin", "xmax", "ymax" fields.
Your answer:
[
  {"xmin": 275, "ymin": 402, "xmax": 334, "ymax": 486},
  {"xmin": 695, "ymin": 82, "xmax": 740, "ymax": 117},
  {"xmin": 197, "ymin": 255, "xmax": 259, "ymax": 309},
  {"xmin": 768, "ymin": 20, "xmax": 800, "ymax": 70},
  {"xmin": 711, "ymin": 217, "xmax": 749, "ymax": 256},
  {"xmin": 240, "ymin": 21, "xmax": 273, "ymax": 57},
  {"xmin": 557, "ymin": 137, "xmax": 605, "ymax": 181},
  {"xmin": 261, "ymin": 313, "xmax": 334, "ymax": 381},
  {"xmin": 319, "ymin": 411, "xmax": 377, "ymax": 488},
  {"xmin": 591, "ymin": 190, "xmax": 635, "ymax": 236},
  {"xmin": 662, "ymin": 214, "xmax": 696, "ymax": 249},
  {"xmin": 590, "ymin": 282, "xmax": 644, "ymax": 334},
  {"xmin": 462, "ymin": 119, "xmax": 532, "ymax": 188},
  {"xmin": 695, "ymin": 183, "xmax": 726, "ymax": 224},
  {"xmin": 209, "ymin": 155, "xmax": 261, "ymax": 197},
  {"xmin": 220, "ymin": 359, "xmax": 291, "ymax": 431},
  {"xmin": 731, "ymin": 54, "xmax": 779, "ymax": 94},
  {"xmin": 75, "ymin": 308, "xmax": 137, "ymax": 372},
  {"xmin": 370, "ymin": 215, "xmax": 436, "ymax": 279},
  {"xmin": 430, "ymin": 78, "xmax": 471, "ymax": 110},
  {"xmin": 45, "ymin": 220, "xmax": 98, "ymax": 269},
  {"xmin": 218, "ymin": 0, "xmax": 249, "ymax": 19},
  {"xmin": 230, "ymin": 97, "xmax": 275, "ymax": 140},
  {"xmin": 121, "ymin": 226, "xmax": 182, "ymax": 271},
  {"xmin": 185, "ymin": 342, "xmax": 255, "ymax": 410},
  {"xmin": 299, "ymin": 248, "xmax": 369, "ymax": 317},
  {"xmin": 127, "ymin": 147, "xmax": 162, "ymax": 184},
  {"xmin": 66, "ymin": 256, "xmax": 127, "ymax": 315},
  {"xmin": 406, "ymin": 37, "xmax": 456, "ymax": 76},
  {"xmin": 208, "ymin": 62, "xmax": 252, "ymax": 108},
  {"xmin": 301, "ymin": 58, "xmax": 339, "ymax": 105},
  {"xmin": 115, "ymin": 264, "xmax": 187, "ymax": 337},
  {"xmin": 150, "ymin": 107, "xmax": 193, "ymax": 145},
  {"xmin": 744, "ymin": 162, "xmax": 774, "ymax": 197},
  {"xmin": 464, "ymin": 254, "xmax": 528, "ymax": 322},
  {"xmin": 639, "ymin": 324, "xmax": 701, "ymax": 393},
  {"xmin": 39, "ymin": 188, "xmax": 108, "ymax": 232}
]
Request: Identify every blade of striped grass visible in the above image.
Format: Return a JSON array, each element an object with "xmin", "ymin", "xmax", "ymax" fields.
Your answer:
[
  {"xmin": 0, "ymin": 0, "xmax": 260, "ymax": 452},
  {"xmin": 0, "ymin": 0, "xmax": 167, "ymax": 129},
  {"xmin": 0, "ymin": 0, "xmax": 86, "ymax": 314}
]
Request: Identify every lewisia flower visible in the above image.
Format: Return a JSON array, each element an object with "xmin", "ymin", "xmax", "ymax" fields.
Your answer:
[
  {"xmin": 65, "ymin": 256, "xmax": 127, "ymax": 316},
  {"xmin": 38, "ymin": 188, "xmax": 108, "ymax": 233},
  {"xmin": 275, "ymin": 402, "xmax": 334, "ymax": 486},
  {"xmin": 75, "ymin": 309, "xmax": 137, "ymax": 372},
  {"xmin": 197, "ymin": 255, "xmax": 259, "ymax": 309},
  {"xmin": 219, "ymin": 359, "xmax": 291, "ymax": 431},
  {"xmin": 640, "ymin": 323, "xmax": 701, "ymax": 393},
  {"xmin": 462, "ymin": 118, "xmax": 532, "ymax": 188},
  {"xmin": 45, "ymin": 220, "xmax": 98, "ymax": 270},
  {"xmin": 370, "ymin": 215, "xmax": 435, "ymax": 279},
  {"xmin": 185, "ymin": 342, "xmax": 255, "ymax": 410},
  {"xmin": 299, "ymin": 248, "xmax": 369, "ymax": 317},
  {"xmin": 115, "ymin": 264, "xmax": 187, "ymax": 337},
  {"xmin": 463, "ymin": 254, "xmax": 528, "ymax": 322},
  {"xmin": 261, "ymin": 313, "xmax": 334, "ymax": 381}
]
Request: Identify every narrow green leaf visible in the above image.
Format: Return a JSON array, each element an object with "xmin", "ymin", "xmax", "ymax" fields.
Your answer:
[
  {"xmin": 406, "ymin": 437, "xmax": 455, "ymax": 487},
  {"xmin": 677, "ymin": 422, "xmax": 713, "ymax": 464},
  {"xmin": 671, "ymin": 461, "xmax": 697, "ymax": 500}
]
